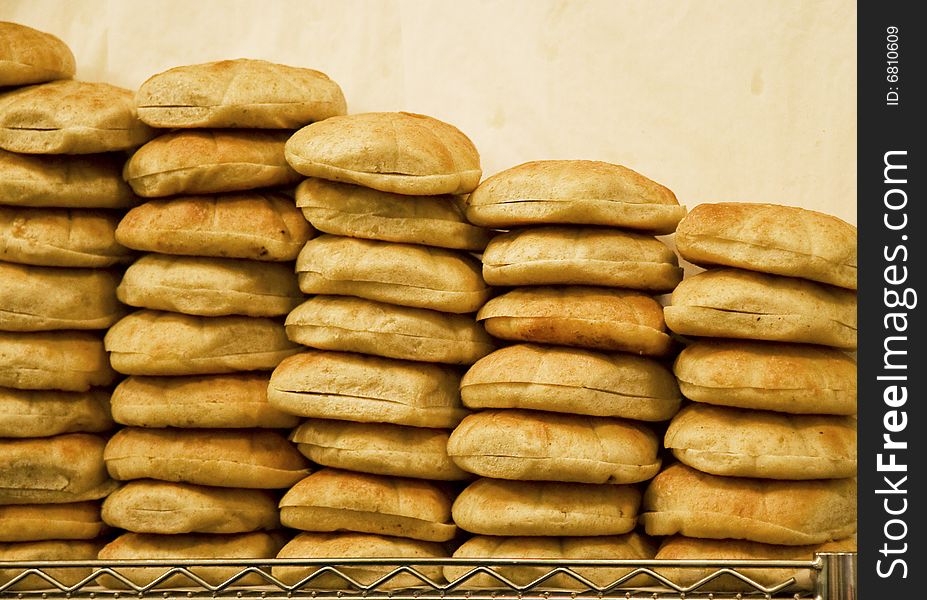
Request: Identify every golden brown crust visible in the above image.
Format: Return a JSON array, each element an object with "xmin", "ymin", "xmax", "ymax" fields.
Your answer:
[
  {"xmin": 482, "ymin": 226, "xmax": 681, "ymax": 291},
  {"xmin": 447, "ymin": 410, "xmax": 661, "ymax": 484},
  {"xmin": 0, "ymin": 263, "xmax": 123, "ymax": 331},
  {"xmin": 0, "ymin": 330, "xmax": 116, "ymax": 392},
  {"xmin": 675, "ymin": 203, "xmax": 857, "ymax": 289},
  {"xmin": 285, "ymin": 112, "xmax": 482, "ymax": 195},
  {"xmin": 268, "ymin": 350, "xmax": 467, "ymax": 428},
  {"xmin": 0, "ymin": 433, "xmax": 117, "ymax": 504},
  {"xmin": 136, "ymin": 58, "xmax": 347, "ymax": 128},
  {"xmin": 452, "ymin": 478, "xmax": 640, "ymax": 536},
  {"xmin": 0, "ymin": 502, "xmax": 103, "ymax": 542},
  {"xmin": 466, "ymin": 160, "xmax": 685, "ymax": 232},
  {"xmin": 673, "ymin": 340, "xmax": 857, "ymax": 414},
  {"xmin": 0, "ymin": 149, "xmax": 136, "ymax": 209},
  {"xmin": 280, "ymin": 469, "xmax": 456, "ymax": 542},
  {"xmin": 445, "ymin": 533, "xmax": 657, "ymax": 589},
  {"xmin": 296, "ymin": 178, "xmax": 489, "ymax": 250},
  {"xmin": 0, "ymin": 387, "xmax": 113, "ymax": 438},
  {"xmin": 478, "ymin": 286, "xmax": 671, "ymax": 355},
  {"xmin": 102, "ymin": 480, "xmax": 279, "ymax": 534},
  {"xmin": 0, "ymin": 207, "xmax": 132, "ymax": 267},
  {"xmin": 273, "ymin": 532, "xmax": 446, "ymax": 589},
  {"xmin": 0, "ymin": 80, "xmax": 155, "ymax": 153},
  {"xmin": 0, "ymin": 22, "xmax": 76, "ymax": 86},
  {"xmin": 0, "ymin": 540, "xmax": 102, "ymax": 590},
  {"xmin": 115, "ymin": 193, "xmax": 312, "ymax": 261},
  {"xmin": 104, "ymin": 310, "xmax": 300, "ymax": 376},
  {"xmin": 460, "ymin": 344, "xmax": 681, "ymax": 420},
  {"xmin": 664, "ymin": 268, "xmax": 857, "ymax": 349},
  {"xmin": 664, "ymin": 404, "xmax": 857, "ymax": 479},
  {"xmin": 285, "ymin": 295, "xmax": 495, "ymax": 364},
  {"xmin": 641, "ymin": 463, "xmax": 857, "ymax": 545},
  {"xmin": 123, "ymin": 130, "xmax": 300, "ymax": 197},
  {"xmin": 297, "ymin": 235, "xmax": 490, "ymax": 313},
  {"xmin": 292, "ymin": 419, "xmax": 469, "ymax": 480},
  {"xmin": 111, "ymin": 373, "xmax": 299, "ymax": 429},
  {"xmin": 103, "ymin": 427, "xmax": 310, "ymax": 489},
  {"xmin": 118, "ymin": 254, "xmax": 303, "ymax": 317}
]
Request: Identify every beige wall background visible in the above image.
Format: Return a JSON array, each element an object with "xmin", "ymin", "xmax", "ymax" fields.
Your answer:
[{"xmin": 3, "ymin": 0, "xmax": 857, "ymax": 224}]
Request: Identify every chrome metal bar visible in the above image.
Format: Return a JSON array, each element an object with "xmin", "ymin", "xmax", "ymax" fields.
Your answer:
[{"xmin": 814, "ymin": 552, "xmax": 857, "ymax": 600}]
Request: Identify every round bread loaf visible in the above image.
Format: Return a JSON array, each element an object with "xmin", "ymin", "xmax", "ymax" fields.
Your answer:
[
  {"xmin": 641, "ymin": 463, "xmax": 857, "ymax": 545},
  {"xmin": 478, "ymin": 286, "xmax": 671, "ymax": 355},
  {"xmin": 123, "ymin": 130, "xmax": 300, "ymax": 197},
  {"xmin": 665, "ymin": 404, "xmax": 857, "ymax": 479},
  {"xmin": 448, "ymin": 410, "xmax": 661, "ymax": 484},
  {"xmin": 118, "ymin": 254, "xmax": 303, "ymax": 317},
  {"xmin": 452, "ymin": 478, "xmax": 640, "ymax": 536},
  {"xmin": 0, "ymin": 263, "xmax": 123, "ymax": 331},
  {"xmin": 675, "ymin": 202, "xmax": 857, "ymax": 290},
  {"xmin": 466, "ymin": 160, "xmax": 685, "ymax": 233},
  {"xmin": 482, "ymin": 226, "xmax": 682, "ymax": 291},
  {"xmin": 292, "ymin": 419, "xmax": 469, "ymax": 480},
  {"xmin": 285, "ymin": 111, "xmax": 481, "ymax": 195},
  {"xmin": 0, "ymin": 387, "xmax": 113, "ymax": 437},
  {"xmin": 664, "ymin": 268, "xmax": 858, "ymax": 349},
  {"xmin": 0, "ymin": 207, "xmax": 132, "ymax": 267},
  {"xmin": 111, "ymin": 373, "xmax": 298, "ymax": 429},
  {"xmin": 445, "ymin": 533, "xmax": 657, "ymax": 589},
  {"xmin": 0, "ymin": 22, "xmax": 75, "ymax": 87},
  {"xmin": 273, "ymin": 532, "xmax": 446, "ymax": 589},
  {"xmin": 97, "ymin": 532, "xmax": 286, "ymax": 588},
  {"xmin": 0, "ymin": 540, "xmax": 102, "ymax": 591},
  {"xmin": 0, "ymin": 330, "xmax": 115, "ymax": 391},
  {"xmin": 104, "ymin": 427, "xmax": 310, "ymax": 489},
  {"xmin": 0, "ymin": 149, "xmax": 136, "ymax": 208},
  {"xmin": 674, "ymin": 340, "xmax": 857, "ymax": 415},
  {"xmin": 0, "ymin": 502, "xmax": 103, "ymax": 542},
  {"xmin": 115, "ymin": 193, "xmax": 312, "ymax": 261},
  {"xmin": 136, "ymin": 58, "xmax": 347, "ymax": 128},
  {"xmin": 297, "ymin": 235, "xmax": 490, "ymax": 314},
  {"xmin": 268, "ymin": 350, "xmax": 467, "ymax": 428},
  {"xmin": 0, "ymin": 80, "xmax": 154, "ymax": 154},
  {"xmin": 460, "ymin": 344, "xmax": 680, "ymax": 421},
  {"xmin": 296, "ymin": 178, "xmax": 490, "ymax": 250},
  {"xmin": 104, "ymin": 310, "xmax": 300, "ymax": 376},
  {"xmin": 102, "ymin": 480, "xmax": 279, "ymax": 534},
  {"xmin": 285, "ymin": 295, "xmax": 495, "ymax": 364},
  {"xmin": 653, "ymin": 536, "xmax": 857, "ymax": 592},
  {"xmin": 0, "ymin": 433, "xmax": 117, "ymax": 504},
  {"xmin": 280, "ymin": 469, "xmax": 456, "ymax": 542}
]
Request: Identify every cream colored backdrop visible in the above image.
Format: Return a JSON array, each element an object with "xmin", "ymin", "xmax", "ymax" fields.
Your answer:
[{"xmin": 3, "ymin": 0, "xmax": 857, "ymax": 224}]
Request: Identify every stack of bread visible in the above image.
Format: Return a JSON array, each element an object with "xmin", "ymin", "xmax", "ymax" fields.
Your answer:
[
  {"xmin": 0, "ymin": 21, "xmax": 149, "ymax": 586},
  {"xmin": 442, "ymin": 160, "xmax": 687, "ymax": 587},
  {"xmin": 266, "ymin": 111, "xmax": 492, "ymax": 588},
  {"xmin": 98, "ymin": 58, "xmax": 348, "ymax": 583},
  {"xmin": 645, "ymin": 202, "xmax": 858, "ymax": 591}
]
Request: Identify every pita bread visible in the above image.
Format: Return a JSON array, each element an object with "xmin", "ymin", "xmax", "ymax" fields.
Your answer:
[
  {"xmin": 123, "ymin": 129, "xmax": 300, "ymax": 197},
  {"xmin": 0, "ymin": 330, "xmax": 116, "ymax": 392},
  {"xmin": 448, "ymin": 410, "xmax": 661, "ymax": 484},
  {"xmin": 285, "ymin": 111, "xmax": 481, "ymax": 195},
  {"xmin": 115, "ymin": 192, "xmax": 312, "ymax": 261},
  {"xmin": 0, "ymin": 387, "xmax": 113, "ymax": 438},
  {"xmin": 466, "ymin": 160, "xmax": 685, "ymax": 233},
  {"xmin": 460, "ymin": 344, "xmax": 681, "ymax": 420},
  {"xmin": 285, "ymin": 295, "xmax": 495, "ymax": 364},
  {"xmin": 0, "ymin": 21, "xmax": 75, "ymax": 87},
  {"xmin": 478, "ymin": 286, "xmax": 671, "ymax": 355},
  {"xmin": 0, "ymin": 80, "xmax": 155, "ymax": 154},
  {"xmin": 673, "ymin": 340, "xmax": 857, "ymax": 415},
  {"xmin": 0, "ymin": 540, "xmax": 102, "ymax": 591},
  {"xmin": 483, "ymin": 226, "xmax": 681, "ymax": 291},
  {"xmin": 0, "ymin": 502, "xmax": 103, "ymax": 542},
  {"xmin": 136, "ymin": 58, "xmax": 346, "ymax": 128},
  {"xmin": 675, "ymin": 202, "xmax": 857, "ymax": 289},
  {"xmin": 664, "ymin": 268, "xmax": 858, "ymax": 349}
]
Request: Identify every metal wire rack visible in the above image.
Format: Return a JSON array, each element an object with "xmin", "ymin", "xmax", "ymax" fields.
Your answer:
[{"xmin": 0, "ymin": 552, "xmax": 855, "ymax": 600}]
